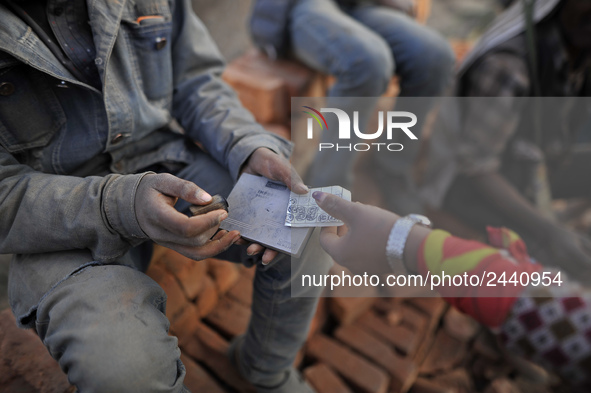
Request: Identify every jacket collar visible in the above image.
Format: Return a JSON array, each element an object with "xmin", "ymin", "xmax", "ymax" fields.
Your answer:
[{"xmin": 0, "ymin": 0, "xmax": 127, "ymax": 87}]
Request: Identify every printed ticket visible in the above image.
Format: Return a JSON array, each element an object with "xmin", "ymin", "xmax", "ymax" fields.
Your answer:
[{"xmin": 285, "ymin": 186, "xmax": 351, "ymax": 227}]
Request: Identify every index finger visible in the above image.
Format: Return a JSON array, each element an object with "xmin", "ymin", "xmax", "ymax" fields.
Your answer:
[
  {"xmin": 287, "ymin": 166, "xmax": 309, "ymax": 195},
  {"xmin": 151, "ymin": 173, "xmax": 212, "ymax": 205},
  {"xmin": 270, "ymin": 160, "xmax": 308, "ymax": 195}
]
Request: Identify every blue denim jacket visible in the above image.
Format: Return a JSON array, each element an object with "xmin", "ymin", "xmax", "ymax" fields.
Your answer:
[{"xmin": 0, "ymin": 0, "xmax": 292, "ymax": 262}]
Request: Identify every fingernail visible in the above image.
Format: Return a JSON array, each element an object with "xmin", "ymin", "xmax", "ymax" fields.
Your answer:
[
  {"xmin": 298, "ymin": 184, "xmax": 310, "ymax": 194},
  {"xmin": 312, "ymin": 191, "xmax": 325, "ymax": 202},
  {"xmin": 262, "ymin": 259, "xmax": 270, "ymax": 266},
  {"xmin": 197, "ymin": 191, "xmax": 212, "ymax": 203},
  {"xmin": 232, "ymin": 235, "xmax": 241, "ymax": 245},
  {"xmin": 218, "ymin": 212, "xmax": 228, "ymax": 222}
]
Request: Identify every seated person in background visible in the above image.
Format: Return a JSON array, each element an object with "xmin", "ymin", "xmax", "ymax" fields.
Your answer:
[
  {"xmin": 250, "ymin": 0, "xmax": 455, "ymax": 214},
  {"xmin": 314, "ymin": 191, "xmax": 591, "ymax": 392},
  {"xmin": 0, "ymin": 0, "xmax": 330, "ymax": 392},
  {"xmin": 428, "ymin": 0, "xmax": 591, "ymax": 274}
]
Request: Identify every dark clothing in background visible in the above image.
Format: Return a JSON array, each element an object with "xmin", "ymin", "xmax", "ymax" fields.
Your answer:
[{"xmin": 16, "ymin": 0, "xmax": 101, "ymax": 89}]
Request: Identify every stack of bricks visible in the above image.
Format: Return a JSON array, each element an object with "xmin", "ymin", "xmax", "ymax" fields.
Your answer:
[
  {"xmin": 0, "ymin": 249, "xmax": 557, "ymax": 392},
  {"xmin": 146, "ymin": 259, "xmax": 558, "ymax": 393}
]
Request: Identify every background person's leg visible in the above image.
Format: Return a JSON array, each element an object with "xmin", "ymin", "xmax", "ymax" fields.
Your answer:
[
  {"xmin": 349, "ymin": 5, "xmax": 455, "ymax": 213},
  {"xmin": 290, "ymin": 0, "xmax": 394, "ymax": 189},
  {"xmin": 348, "ymin": 5, "xmax": 454, "ymax": 98}
]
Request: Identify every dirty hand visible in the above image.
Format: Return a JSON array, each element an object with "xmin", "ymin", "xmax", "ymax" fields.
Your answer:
[
  {"xmin": 135, "ymin": 173, "xmax": 241, "ymax": 261},
  {"xmin": 239, "ymin": 147, "xmax": 309, "ymax": 264},
  {"xmin": 314, "ymin": 192, "xmax": 399, "ymax": 275}
]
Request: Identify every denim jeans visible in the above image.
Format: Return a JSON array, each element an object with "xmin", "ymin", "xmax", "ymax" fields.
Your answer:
[
  {"xmin": 291, "ymin": 0, "xmax": 454, "ymax": 197},
  {"xmin": 8, "ymin": 149, "xmax": 332, "ymax": 392}
]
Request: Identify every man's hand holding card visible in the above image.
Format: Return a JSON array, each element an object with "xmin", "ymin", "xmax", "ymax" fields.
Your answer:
[{"xmin": 192, "ymin": 147, "xmax": 350, "ymax": 263}]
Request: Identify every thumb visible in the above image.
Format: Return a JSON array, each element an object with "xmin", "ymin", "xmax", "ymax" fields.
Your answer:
[
  {"xmin": 312, "ymin": 192, "xmax": 356, "ymax": 224},
  {"xmin": 319, "ymin": 226, "xmax": 343, "ymax": 259},
  {"xmin": 152, "ymin": 174, "xmax": 212, "ymax": 205}
]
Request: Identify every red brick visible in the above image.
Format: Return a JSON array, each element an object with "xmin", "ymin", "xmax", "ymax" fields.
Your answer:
[
  {"xmin": 506, "ymin": 354, "xmax": 549, "ymax": 385},
  {"xmin": 372, "ymin": 298, "xmax": 404, "ymax": 327},
  {"xmin": 294, "ymin": 347, "xmax": 305, "ymax": 369},
  {"xmin": 478, "ymin": 360, "xmax": 513, "ymax": 381},
  {"xmin": 1, "ymin": 379, "xmax": 40, "ymax": 393},
  {"xmin": 146, "ymin": 263, "xmax": 188, "ymax": 321},
  {"xmin": 400, "ymin": 304, "xmax": 429, "ymax": 334},
  {"xmin": 386, "ymin": 309, "xmax": 403, "ymax": 327},
  {"xmin": 146, "ymin": 259, "xmax": 167, "ymax": 282},
  {"xmin": 355, "ymin": 311, "xmax": 420, "ymax": 357},
  {"xmin": 304, "ymin": 363, "xmax": 353, "ymax": 393},
  {"xmin": 405, "ymin": 298, "xmax": 447, "ymax": 324},
  {"xmin": 449, "ymin": 40, "xmax": 474, "ymax": 63},
  {"xmin": 170, "ymin": 304, "xmax": 201, "ymax": 347},
  {"xmin": 473, "ymin": 331, "xmax": 502, "ymax": 361},
  {"xmin": 430, "ymin": 368, "xmax": 474, "ymax": 393},
  {"xmin": 513, "ymin": 377, "xmax": 553, "ymax": 393},
  {"xmin": 150, "ymin": 244, "xmax": 169, "ymax": 265},
  {"xmin": 222, "ymin": 62, "xmax": 287, "ymax": 124},
  {"xmin": 262, "ymin": 123, "xmax": 291, "ymax": 141},
  {"xmin": 334, "ymin": 325, "xmax": 417, "ymax": 393},
  {"xmin": 306, "ymin": 334, "xmax": 390, "ymax": 393},
  {"xmin": 308, "ymin": 297, "xmax": 327, "ymax": 340},
  {"xmin": 415, "ymin": 0, "xmax": 432, "ymax": 24},
  {"xmin": 159, "ymin": 250, "xmax": 208, "ymax": 300},
  {"xmin": 330, "ymin": 297, "xmax": 377, "ymax": 325},
  {"xmin": 180, "ymin": 353, "xmax": 225, "ymax": 393},
  {"xmin": 195, "ymin": 275, "xmax": 219, "ymax": 318},
  {"xmin": 233, "ymin": 49, "xmax": 319, "ymax": 98},
  {"xmin": 226, "ymin": 272, "xmax": 254, "ymax": 307},
  {"xmin": 443, "ymin": 307, "xmax": 480, "ymax": 343},
  {"xmin": 204, "ymin": 297, "xmax": 251, "ymax": 338},
  {"xmin": 484, "ymin": 378, "xmax": 521, "ymax": 393},
  {"xmin": 207, "ymin": 258, "xmax": 241, "ymax": 295},
  {"xmin": 373, "ymin": 297, "xmax": 403, "ymax": 315},
  {"xmin": 182, "ymin": 323, "xmax": 254, "ymax": 392},
  {"xmin": 383, "ymin": 77, "xmax": 400, "ymax": 98},
  {"xmin": 404, "ymin": 299, "xmax": 448, "ymax": 362},
  {"xmin": 0, "ymin": 310, "xmax": 73, "ymax": 393},
  {"xmin": 419, "ymin": 330, "xmax": 466, "ymax": 375},
  {"xmin": 410, "ymin": 378, "xmax": 455, "ymax": 393},
  {"xmin": 240, "ymin": 264, "xmax": 256, "ymax": 280}
]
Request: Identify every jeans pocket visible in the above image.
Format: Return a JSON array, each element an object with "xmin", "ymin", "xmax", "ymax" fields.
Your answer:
[
  {"xmin": 121, "ymin": 1, "xmax": 173, "ymax": 102},
  {"xmin": 0, "ymin": 64, "xmax": 66, "ymax": 153}
]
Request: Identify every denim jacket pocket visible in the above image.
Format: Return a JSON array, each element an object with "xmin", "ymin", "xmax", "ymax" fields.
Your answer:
[
  {"xmin": 121, "ymin": 1, "xmax": 174, "ymax": 102},
  {"xmin": 0, "ymin": 63, "xmax": 66, "ymax": 154}
]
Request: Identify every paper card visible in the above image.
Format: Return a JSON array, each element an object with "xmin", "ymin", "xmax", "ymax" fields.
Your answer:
[
  {"xmin": 285, "ymin": 186, "xmax": 351, "ymax": 227},
  {"xmin": 219, "ymin": 174, "xmax": 314, "ymax": 257}
]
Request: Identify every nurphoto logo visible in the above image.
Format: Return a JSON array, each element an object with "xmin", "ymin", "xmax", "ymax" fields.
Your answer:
[{"xmin": 303, "ymin": 106, "xmax": 418, "ymax": 152}]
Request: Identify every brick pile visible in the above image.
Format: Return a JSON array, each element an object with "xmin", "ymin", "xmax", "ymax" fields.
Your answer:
[
  {"xmin": 0, "ymin": 308, "xmax": 74, "ymax": 393},
  {"xmin": 0, "ymin": 248, "xmax": 559, "ymax": 392}
]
